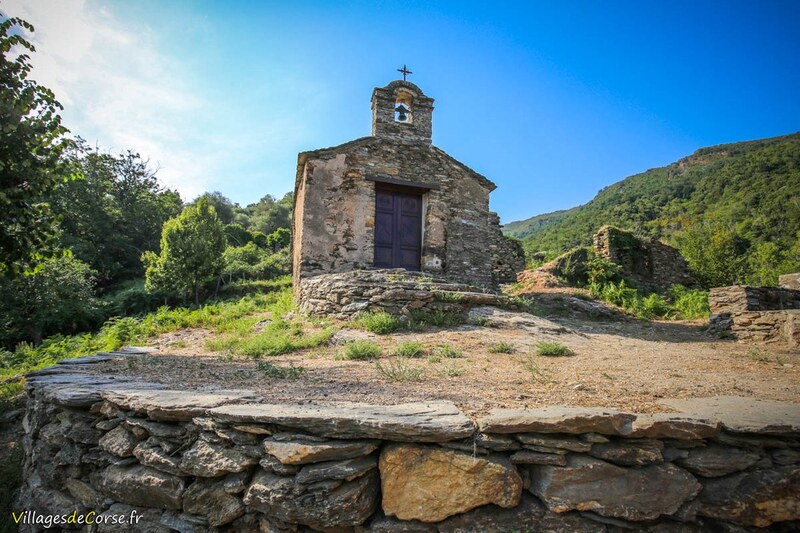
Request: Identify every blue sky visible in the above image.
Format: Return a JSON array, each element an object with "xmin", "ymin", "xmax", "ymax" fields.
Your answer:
[{"xmin": 6, "ymin": 0, "xmax": 800, "ymax": 223}]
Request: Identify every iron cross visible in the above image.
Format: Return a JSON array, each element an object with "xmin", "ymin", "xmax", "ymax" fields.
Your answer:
[{"xmin": 397, "ymin": 64, "xmax": 412, "ymax": 81}]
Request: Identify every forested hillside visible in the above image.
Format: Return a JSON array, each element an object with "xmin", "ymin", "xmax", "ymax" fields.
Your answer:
[{"xmin": 504, "ymin": 133, "xmax": 800, "ymax": 287}]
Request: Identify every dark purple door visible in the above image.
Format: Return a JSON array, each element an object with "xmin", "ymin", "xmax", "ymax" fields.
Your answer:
[{"xmin": 374, "ymin": 188, "xmax": 422, "ymax": 270}]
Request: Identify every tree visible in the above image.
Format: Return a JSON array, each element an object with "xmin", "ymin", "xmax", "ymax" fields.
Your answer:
[
  {"xmin": 143, "ymin": 199, "xmax": 226, "ymax": 304},
  {"xmin": 675, "ymin": 220, "xmax": 748, "ymax": 288},
  {"xmin": 0, "ymin": 254, "xmax": 98, "ymax": 346},
  {"xmin": 247, "ymin": 192, "xmax": 293, "ymax": 236},
  {"xmin": 0, "ymin": 16, "xmax": 70, "ymax": 277},
  {"xmin": 190, "ymin": 191, "xmax": 236, "ymax": 225}
]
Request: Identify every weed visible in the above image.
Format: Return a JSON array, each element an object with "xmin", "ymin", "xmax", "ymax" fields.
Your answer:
[
  {"xmin": 339, "ymin": 340, "xmax": 382, "ymax": 360},
  {"xmin": 433, "ymin": 344, "xmax": 463, "ymax": 358},
  {"xmin": 355, "ymin": 311, "xmax": 404, "ymax": 334},
  {"xmin": 375, "ymin": 357, "xmax": 425, "ymax": 381},
  {"xmin": 256, "ymin": 360, "xmax": 306, "ymax": 379},
  {"xmin": 435, "ymin": 361, "xmax": 466, "ymax": 377},
  {"xmin": 487, "ymin": 341, "xmax": 515, "ymax": 354},
  {"xmin": 520, "ymin": 354, "xmax": 549, "ymax": 383},
  {"xmin": 433, "ymin": 291, "xmax": 464, "ymax": 303},
  {"xmin": 535, "ymin": 341, "xmax": 575, "ymax": 357},
  {"xmin": 409, "ymin": 310, "xmax": 462, "ymax": 329},
  {"xmin": 169, "ymin": 340, "xmax": 188, "ymax": 348},
  {"xmin": 427, "ymin": 354, "xmax": 442, "ymax": 364},
  {"xmin": 747, "ymin": 347, "xmax": 771, "ymax": 362},
  {"xmin": 474, "ymin": 316, "xmax": 498, "ymax": 328},
  {"xmin": 395, "ymin": 341, "xmax": 426, "ymax": 358}
]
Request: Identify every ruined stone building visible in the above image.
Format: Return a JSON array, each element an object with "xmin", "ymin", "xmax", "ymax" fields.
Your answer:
[{"xmin": 292, "ymin": 79, "xmax": 523, "ymax": 296}]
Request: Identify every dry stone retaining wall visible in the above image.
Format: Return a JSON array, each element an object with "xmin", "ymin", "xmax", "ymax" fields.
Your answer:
[
  {"xmin": 19, "ymin": 350, "xmax": 800, "ymax": 532},
  {"xmin": 709, "ymin": 285, "xmax": 800, "ymax": 345}
]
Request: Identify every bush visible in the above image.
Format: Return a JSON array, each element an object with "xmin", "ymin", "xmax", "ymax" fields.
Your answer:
[
  {"xmin": 356, "ymin": 311, "xmax": 403, "ymax": 334},
  {"xmin": 409, "ymin": 310, "xmax": 462, "ymax": 328},
  {"xmin": 487, "ymin": 342, "xmax": 515, "ymax": 354},
  {"xmin": 340, "ymin": 340, "xmax": 382, "ymax": 360},
  {"xmin": 433, "ymin": 344, "xmax": 463, "ymax": 358},
  {"xmin": 256, "ymin": 360, "xmax": 305, "ymax": 379},
  {"xmin": 669, "ymin": 285, "xmax": 710, "ymax": 319},
  {"xmin": 535, "ymin": 341, "xmax": 574, "ymax": 357},
  {"xmin": 394, "ymin": 341, "xmax": 425, "ymax": 358}
]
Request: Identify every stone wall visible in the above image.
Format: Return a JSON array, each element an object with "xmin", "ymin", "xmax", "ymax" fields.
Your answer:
[
  {"xmin": 296, "ymin": 269, "xmax": 511, "ymax": 319},
  {"xmin": 709, "ymin": 285, "xmax": 800, "ymax": 345},
  {"xmin": 488, "ymin": 212, "xmax": 526, "ymax": 284},
  {"xmin": 780, "ymin": 272, "xmax": 800, "ymax": 290},
  {"xmin": 19, "ymin": 351, "xmax": 800, "ymax": 532},
  {"xmin": 593, "ymin": 226, "xmax": 697, "ymax": 291}
]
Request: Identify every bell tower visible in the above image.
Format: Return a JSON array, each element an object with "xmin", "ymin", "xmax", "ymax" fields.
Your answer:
[{"xmin": 371, "ymin": 74, "xmax": 434, "ymax": 144}]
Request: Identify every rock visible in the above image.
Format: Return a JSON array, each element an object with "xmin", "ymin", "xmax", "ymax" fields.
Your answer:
[
  {"xmin": 676, "ymin": 445, "xmax": 761, "ymax": 477},
  {"xmin": 223, "ymin": 471, "xmax": 251, "ymax": 494},
  {"xmin": 528, "ymin": 455, "xmax": 701, "ymax": 521},
  {"xmin": 232, "ymin": 424, "xmax": 272, "ymax": 435},
  {"xmin": 263, "ymin": 437, "xmax": 378, "ymax": 465},
  {"xmin": 474, "ymin": 433, "xmax": 521, "ymax": 451},
  {"xmin": 63, "ymin": 478, "xmax": 101, "ymax": 507},
  {"xmin": 259, "ymin": 454, "xmax": 300, "ymax": 475},
  {"xmin": 209, "ymin": 400, "xmax": 475, "ymax": 442},
  {"xmin": 510, "ymin": 450, "xmax": 567, "ymax": 466},
  {"xmin": 98, "ymin": 425, "xmax": 138, "ymax": 458},
  {"xmin": 97, "ymin": 465, "xmax": 185, "ymax": 510},
  {"xmin": 659, "ymin": 396, "xmax": 800, "ymax": 435},
  {"xmin": 698, "ymin": 466, "xmax": 800, "ymax": 527},
  {"xmin": 467, "ymin": 306, "xmax": 571, "ymax": 334},
  {"xmin": 772, "ymin": 448, "xmax": 800, "ymax": 466},
  {"xmin": 180, "ymin": 438, "xmax": 258, "ymax": 477},
  {"xmin": 244, "ymin": 468, "xmax": 379, "ymax": 528},
  {"xmin": 133, "ymin": 441, "xmax": 183, "ymax": 476},
  {"xmin": 362, "ymin": 513, "xmax": 436, "ymax": 532},
  {"xmin": 125, "ymin": 417, "xmax": 184, "ymax": 438},
  {"xmin": 101, "ymin": 387, "xmax": 258, "ymax": 421},
  {"xmin": 379, "ymin": 443, "xmax": 522, "ymax": 522},
  {"xmin": 295, "ymin": 455, "xmax": 378, "ymax": 484},
  {"xmin": 589, "ymin": 439, "xmax": 664, "ymax": 466},
  {"xmin": 516, "ymin": 433, "xmax": 592, "ymax": 452},
  {"xmin": 183, "ymin": 478, "xmax": 245, "ymax": 527},
  {"xmin": 95, "ymin": 419, "xmax": 122, "ymax": 431},
  {"xmin": 629, "ymin": 414, "xmax": 721, "ymax": 440},
  {"xmin": 478, "ymin": 407, "xmax": 636, "ymax": 435}
]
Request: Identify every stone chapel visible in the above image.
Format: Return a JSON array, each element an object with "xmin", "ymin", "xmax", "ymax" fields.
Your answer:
[{"xmin": 292, "ymin": 77, "xmax": 523, "ymax": 299}]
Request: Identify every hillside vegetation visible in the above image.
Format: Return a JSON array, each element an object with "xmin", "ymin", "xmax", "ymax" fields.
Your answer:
[{"xmin": 504, "ymin": 132, "xmax": 800, "ymax": 287}]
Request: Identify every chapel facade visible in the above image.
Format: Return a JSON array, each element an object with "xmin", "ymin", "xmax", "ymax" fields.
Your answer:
[{"xmin": 292, "ymin": 78, "xmax": 523, "ymax": 294}]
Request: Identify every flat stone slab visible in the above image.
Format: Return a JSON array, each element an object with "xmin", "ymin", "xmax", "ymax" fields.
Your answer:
[
  {"xmin": 101, "ymin": 388, "xmax": 260, "ymax": 421},
  {"xmin": 208, "ymin": 401, "xmax": 475, "ymax": 442},
  {"xmin": 25, "ymin": 373, "xmax": 153, "ymax": 408},
  {"xmin": 478, "ymin": 407, "xmax": 636, "ymax": 436},
  {"xmin": 659, "ymin": 396, "xmax": 800, "ymax": 435},
  {"xmin": 467, "ymin": 306, "xmax": 571, "ymax": 335}
]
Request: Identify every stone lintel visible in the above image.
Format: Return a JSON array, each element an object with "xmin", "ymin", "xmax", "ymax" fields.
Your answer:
[
  {"xmin": 365, "ymin": 174, "xmax": 440, "ymax": 190},
  {"xmin": 207, "ymin": 401, "xmax": 475, "ymax": 442}
]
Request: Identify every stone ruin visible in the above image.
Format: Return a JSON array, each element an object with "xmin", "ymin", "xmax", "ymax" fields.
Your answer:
[
  {"xmin": 291, "ymin": 78, "xmax": 524, "ymax": 317},
  {"xmin": 517, "ymin": 225, "xmax": 697, "ymax": 292},
  {"xmin": 709, "ymin": 276, "xmax": 800, "ymax": 345},
  {"xmin": 17, "ymin": 350, "xmax": 800, "ymax": 531},
  {"xmin": 593, "ymin": 225, "xmax": 697, "ymax": 291}
]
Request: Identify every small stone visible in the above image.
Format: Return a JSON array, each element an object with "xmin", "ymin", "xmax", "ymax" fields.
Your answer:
[
  {"xmin": 263, "ymin": 438, "xmax": 378, "ymax": 465},
  {"xmin": 772, "ymin": 449, "xmax": 800, "ymax": 466},
  {"xmin": 629, "ymin": 414, "xmax": 720, "ymax": 440},
  {"xmin": 183, "ymin": 478, "xmax": 245, "ymax": 527},
  {"xmin": 232, "ymin": 424, "xmax": 271, "ymax": 435},
  {"xmin": 259, "ymin": 455, "xmax": 300, "ymax": 475},
  {"xmin": 516, "ymin": 433, "xmax": 592, "ymax": 452},
  {"xmin": 96, "ymin": 419, "xmax": 122, "ymax": 431},
  {"xmin": 223, "ymin": 471, "xmax": 251, "ymax": 494},
  {"xmin": 126, "ymin": 418, "xmax": 184, "ymax": 438},
  {"xmin": 474, "ymin": 433, "xmax": 521, "ymax": 451},
  {"xmin": 510, "ymin": 450, "xmax": 566, "ymax": 466},
  {"xmin": 521, "ymin": 444, "xmax": 568, "ymax": 455},
  {"xmin": 590, "ymin": 439, "xmax": 664, "ymax": 466},
  {"xmin": 676, "ymin": 445, "xmax": 761, "ymax": 477},
  {"xmin": 99, "ymin": 425, "xmax": 138, "ymax": 458},
  {"xmin": 133, "ymin": 441, "xmax": 182, "ymax": 476},
  {"xmin": 180, "ymin": 439, "xmax": 258, "ymax": 477},
  {"xmin": 379, "ymin": 443, "xmax": 522, "ymax": 522},
  {"xmin": 63, "ymin": 478, "xmax": 101, "ymax": 507},
  {"xmin": 296, "ymin": 455, "xmax": 378, "ymax": 484}
]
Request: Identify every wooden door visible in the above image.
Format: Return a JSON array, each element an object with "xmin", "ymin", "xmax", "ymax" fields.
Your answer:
[{"xmin": 374, "ymin": 188, "xmax": 422, "ymax": 270}]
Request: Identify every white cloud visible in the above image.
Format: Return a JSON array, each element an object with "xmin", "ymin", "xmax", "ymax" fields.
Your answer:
[{"xmin": 2, "ymin": 0, "xmax": 283, "ymax": 202}]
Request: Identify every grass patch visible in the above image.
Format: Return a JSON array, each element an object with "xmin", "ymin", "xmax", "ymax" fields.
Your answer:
[
  {"xmin": 256, "ymin": 360, "xmax": 306, "ymax": 379},
  {"xmin": 435, "ymin": 361, "xmax": 466, "ymax": 377},
  {"xmin": 487, "ymin": 341, "xmax": 515, "ymax": 354},
  {"xmin": 409, "ymin": 310, "xmax": 463, "ymax": 329},
  {"xmin": 355, "ymin": 311, "xmax": 404, "ymax": 334},
  {"xmin": 535, "ymin": 341, "xmax": 575, "ymax": 357},
  {"xmin": 394, "ymin": 341, "xmax": 425, "ymax": 358},
  {"xmin": 375, "ymin": 357, "xmax": 425, "ymax": 382},
  {"xmin": 433, "ymin": 344, "xmax": 463, "ymax": 358},
  {"xmin": 433, "ymin": 291, "xmax": 464, "ymax": 303},
  {"xmin": 339, "ymin": 340, "xmax": 382, "ymax": 360},
  {"xmin": 427, "ymin": 354, "xmax": 442, "ymax": 364},
  {"xmin": 589, "ymin": 281, "xmax": 709, "ymax": 320}
]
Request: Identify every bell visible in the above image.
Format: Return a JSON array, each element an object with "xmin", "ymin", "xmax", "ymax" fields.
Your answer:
[{"xmin": 395, "ymin": 103, "xmax": 409, "ymax": 122}]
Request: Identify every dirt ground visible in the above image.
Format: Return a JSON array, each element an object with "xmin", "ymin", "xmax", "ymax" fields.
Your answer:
[{"xmin": 88, "ymin": 303, "xmax": 800, "ymax": 418}]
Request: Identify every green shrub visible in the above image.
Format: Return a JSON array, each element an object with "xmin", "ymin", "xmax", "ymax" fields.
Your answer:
[
  {"xmin": 535, "ymin": 341, "xmax": 575, "ymax": 357},
  {"xmin": 487, "ymin": 341, "xmax": 515, "ymax": 354},
  {"xmin": 340, "ymin": 340, "xmax": 382, "ymax": 360},
  {"xmin": 394, "ymin": 341, "xmax": 425, "ymax": 358},
  {"xmin": 409, "ymin": 310, "xmax": 462, "ymax": 328},
  {"xmin": 520, "ymin": 354, "xmax": 549, "ymax": 383},
  {"xmin": 668, "ymin": 285, "xmax": 710, "ymax": 319},
  {"xmin": 356, "ymin": 311, "xmax": 403, "ymax": 334},
  {"xmin": 375, "ymin": 357, "xmax": 424, "ymax": 381},
  {"xmin": 435, "ymin": 361, "xmax": 465, "ymax": 377}
]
